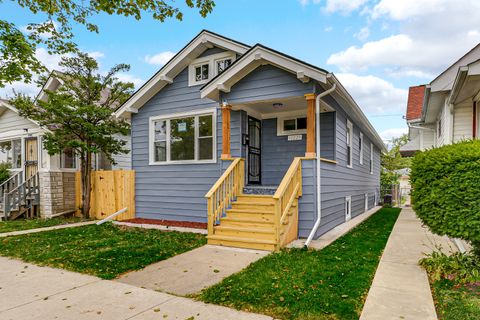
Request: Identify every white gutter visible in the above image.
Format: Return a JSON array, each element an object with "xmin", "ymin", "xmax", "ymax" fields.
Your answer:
[{"xmin": 305, "ymin": 83, "xmax": 337, "ymax": 247}]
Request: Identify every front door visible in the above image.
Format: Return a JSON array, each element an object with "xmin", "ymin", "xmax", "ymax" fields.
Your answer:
[
  {"xmin": 247, "ymin": 117, "xmax": 261, "ymax": 184},
  {"xmin": 24, "ymin": 137, "xmax": 38, "ymax": 179}
]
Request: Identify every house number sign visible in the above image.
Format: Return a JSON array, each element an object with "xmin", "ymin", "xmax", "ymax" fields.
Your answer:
[{"xmin": 288, "ymin": 135, "xmax": 302, "ymax": 141}]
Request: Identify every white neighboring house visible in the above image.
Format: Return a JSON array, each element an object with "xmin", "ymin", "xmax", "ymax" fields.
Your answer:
[
  {"xmin": 401, "ymin": 44, "xmax": 480, "ymax": 155},
  {"xmin": 0, "ymin": 74, "xmax": 131, "ymax": 220}
]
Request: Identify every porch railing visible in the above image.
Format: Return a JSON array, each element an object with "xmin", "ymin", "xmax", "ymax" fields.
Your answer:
[
  {"xmin": 205, "ymin": 158, "xmax": 245, "ymax": 236},
  {"xmin": 273, "ymin": 157, "xmax": 302, "ymax": 248},
  {"xmin": 0, "ymin": 171, "xmax": 23, "ymax": 204},
  {"xmin": 4, "ymin": 173, "xmax": 39, "ymax": 217}
]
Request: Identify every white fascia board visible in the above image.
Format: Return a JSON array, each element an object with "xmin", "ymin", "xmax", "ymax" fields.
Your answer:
[
  {"xmin": 115, "ymin": 31, "xmax": 250, "ymax": 118},
  {"xmin": 328, "ymin": 74, "xmax": 386, "ymax": 151},
  {"xmin": 200, "ymin": 46, "xmax": 328, "ymax": 100},
  {"xmin": 448, "ymin": 66, "xmax": 468, "ymax": 105}
]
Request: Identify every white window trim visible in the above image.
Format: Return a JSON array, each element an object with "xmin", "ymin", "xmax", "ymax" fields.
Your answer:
[
  {"xmin": 277, "ymin": 111, "xmax": 307, "ymax": 136},
  {"xmin": 359, "ymin": 132, "xmax": 364, "ymax": 165},
  {"xmin": 364, "ymin": 193, "xmax": 368, "ymax": 212},
  {"xmin": 149, "ymin": 108, "xmax": 217, "ymax": 165},
  {"xmin": 0, "ymin": 137, "xmax": 23, "ymax": 171},
  {"xmin": 346, "ymin": 120, "xmax": 353, "ymax": 168},
  {"xmin": 345, "ymin": 196, "xmax": 352, "ymax": 221},
  {"xmin": 188, "ymin": 51, "xmax": 236, "ymax": 87},
  {"xmin": 59, "ymin": 148, "xmax": 79, "ymax": 171},
  {"xmin": 370, "ymin": 142, "xmax": 374, "ymax": 174}
]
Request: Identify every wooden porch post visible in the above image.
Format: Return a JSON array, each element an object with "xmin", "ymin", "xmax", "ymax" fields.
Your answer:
[
  {"xmin": 305, "ymin": 93, "xmax": 316, "ymax": 158},
  {"xmin": 221, "ymin": 104, "xmax": 232, "ymax": 159}
]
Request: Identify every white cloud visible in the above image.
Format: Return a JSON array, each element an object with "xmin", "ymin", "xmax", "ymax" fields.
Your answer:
[
  {"xmin": 354, "ymin": 26, "xmax": 370, "ymax": 41},
  {"xmin": 144, "ymin": 51, "xmax": 175, "ymax": 66},
  {"xmin": 379, "ymin": 127, "xmax": 408, "ymax": 142},
  {"xmin": 116, "ymin": 73, "xmax": 145, "ymax": 89},
  {"xmin": 298, "ymin": 0, "xmax": 321, "ymax": 6},
  {"xmin": 324, "ymin": 0, "xmax": 370, "ymax": 14},
  {"xmin": 335, "ymin": 73, "xmax": 408, "ymax": 114},
  {"xmin": 88, "ymin": 51, "xmax": 105, "ymax": 59},
  {"xmin": 328, "ymin": 0, "xmax": 480, "ymax": 77},
  {"xmin": 0, "ymin": 80, "xmax": 41, "ymax": 98},
  {"xmin": 324, "ymin": 26, "xmax": 333, "ymax": 32}
]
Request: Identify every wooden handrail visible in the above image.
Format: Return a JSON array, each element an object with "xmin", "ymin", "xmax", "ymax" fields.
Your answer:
[
  {"xmin": 205, "ymin": 158, "xmax": 245, "ymax": 236},
  {"xmin": 273, "ymin": 157, "xmax": 303, "ymax": 248}
]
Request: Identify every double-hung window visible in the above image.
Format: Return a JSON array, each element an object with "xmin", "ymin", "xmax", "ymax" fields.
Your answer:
[
  {"xmin": 0, "ymin": 139, "xmax": 21, "ymax": 169},
  {"xmin": 150, "ymin": 111, "xmax": 215, "ymax": 164},
  {"xmin": 370, "ymin": 143, "xmax": 374, "ymax": 174},
  {"xmin": 346, "ymin": 120, "xmax": 353, "ymax": 168},
  {"xmin": 60, "ymin": 148, "xmax": 77, "ymax": 169},
  {"xmin": 359, "ymin": 132, "xmax": 364, "ymax": 165}
]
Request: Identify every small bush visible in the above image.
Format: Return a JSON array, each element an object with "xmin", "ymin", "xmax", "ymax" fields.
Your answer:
[
  {"xmin": 411, "ymin": 140, "xmax": 480, "ymax": 254},
  {"xmin": 420, "ymin": 250, "xmax": 480, "ymax": 284},
  {"xmin": 0, "ymin": 162, "xmax": 11, "ymax": 185}
]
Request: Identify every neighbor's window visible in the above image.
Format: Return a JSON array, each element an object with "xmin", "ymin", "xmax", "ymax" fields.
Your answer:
[
  {"xmin": 359, "ymin": 132, "xmax": 364, "ymax": 165},
  {"xmin": 215, "ymin": 58, "xmax": 232, "ymax": 74},
  {"xmin": 60, "ymin": 148, "xmax": 77, "ymax": 169},
  {"xmin": 151, "ymin": 112, "xmax": 215, "ymax": 164},
  {"xmin": 278, "ymin": 116, "xmax": 307, "ymax": 135},
  {"xmin": 437, "ymin": 119, "xmax": 442, "ymax": 137},
  {"xmin": 346, "ymin": 120, "xmax": 353, "ymax": 168},
  {"xmin": 0, "ymin": 139, "xmax": 21, "ymax": 169},
  {"xmin": 370, "ymin": 143, "xmax": 374, "ymax": 174}
]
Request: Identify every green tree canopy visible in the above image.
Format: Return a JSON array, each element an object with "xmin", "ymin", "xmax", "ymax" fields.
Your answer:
[
  {"xmin": 0, "ymin": 0, "xmax": 215, "ymax": 87},
  {"xmin": 12, "ymin": 52, "xmax": 133, "ymax": 217}
]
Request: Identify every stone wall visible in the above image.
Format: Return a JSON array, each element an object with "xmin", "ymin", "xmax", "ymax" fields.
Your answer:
[{"xmin": 39, "ymin": 171, "xmax": 77, "ymax": 218}]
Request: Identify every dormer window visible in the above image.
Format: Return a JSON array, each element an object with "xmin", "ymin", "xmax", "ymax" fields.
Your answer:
[{"xmin": 188, "ymin": 51, "xmax": 236, "ymax": 86}]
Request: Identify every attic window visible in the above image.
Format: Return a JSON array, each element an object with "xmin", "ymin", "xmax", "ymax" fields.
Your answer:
[{"xmin": 188, "ymin": 52, "xmax": 236, "ymax": 86}]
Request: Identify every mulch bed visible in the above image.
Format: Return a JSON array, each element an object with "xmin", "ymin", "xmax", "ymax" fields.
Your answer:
[{"xmin": 122, "ymin": 218, "xmax": 207, "ymax": 230}]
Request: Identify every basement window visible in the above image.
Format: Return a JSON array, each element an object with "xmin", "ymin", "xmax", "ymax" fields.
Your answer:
[{"xmin": 345, "ymin": 196, "xmax": 352, "ymax": 221}]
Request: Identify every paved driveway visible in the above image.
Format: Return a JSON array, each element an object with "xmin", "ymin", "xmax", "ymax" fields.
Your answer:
[{"xmin": 0, "ymin": 257, "xmax": 272, "ymax": 320}]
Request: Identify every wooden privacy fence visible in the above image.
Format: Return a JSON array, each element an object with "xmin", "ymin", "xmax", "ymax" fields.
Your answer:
[{"xmin": 75, "ymin": 170, "xmax": 135, "ymax": 221}]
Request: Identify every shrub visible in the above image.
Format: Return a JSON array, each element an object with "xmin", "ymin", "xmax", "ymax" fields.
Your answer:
[
  {"xmin": 0, "ymin": 162, "xmax": 10, "ymax": 185},
  {"xmin": 420, "ymin": 250, "xmax": 480, "ymax": 284},
  {"xmin": 411, "ymin": 140, "xmax": 480, "ymax": 255}
]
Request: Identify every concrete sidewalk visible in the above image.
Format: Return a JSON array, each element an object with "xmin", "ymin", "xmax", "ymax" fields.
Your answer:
[
  {"xmin": 360, "ymin": 208, "xmax": 457, "ymax": 320},
  {"xmin": 117, "ymin": 245, "xmax": 269, "ymax": 295},
  {"xmin": 0, "ymin": 257, "xmax": 272, "ymax": 320}
]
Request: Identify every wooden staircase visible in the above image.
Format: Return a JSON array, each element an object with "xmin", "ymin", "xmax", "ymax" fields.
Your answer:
[
  {"xmin": 205, "ymin": 158, "xmax": 302, "ymax": 251},
  {"xmin": 0, "ymin": 172, "xmax": 40, "ymax": 220}
]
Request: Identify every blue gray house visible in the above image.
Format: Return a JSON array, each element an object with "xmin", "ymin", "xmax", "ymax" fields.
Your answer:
[{"xmin": 115, "ymin": 30, "xmax": 385, "ymax": 251}]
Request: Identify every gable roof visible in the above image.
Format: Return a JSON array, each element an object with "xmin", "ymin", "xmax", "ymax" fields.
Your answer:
[
  {"xmin": 114, "ymin": 30, "xmax": 250, "ymax": 118},
  {"xmin": 0, "ymin": 99, "xmax": 42, "ymax": 128},
  {"xmin": 200, "ymin": 44, "xmax": 328, "ymax": 100},
  {"xmin": 430, "ymin": 43, "xmax": 480, "ymax": 92},
  {"xmin": 405, "ymin": 85, "xmax": 426, "ymax": 121}
]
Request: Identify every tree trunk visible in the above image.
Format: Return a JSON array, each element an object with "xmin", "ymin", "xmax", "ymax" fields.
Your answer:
[{"xmin": 81, "ymin": 152, "xmax": 92, "ymax": 218}]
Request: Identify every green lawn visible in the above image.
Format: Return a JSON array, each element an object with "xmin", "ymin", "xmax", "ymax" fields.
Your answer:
[
  {"xmin": 431, "ymin": 279, "xmax": 480, "ymax": 320},
  {"xmin": 0, "ymin": 223, "xmax": 206, "ymax": 279},
  {"xmin": 198, "ymin": 208, "xmax": 401, "ymax": 320},
  {"xmin": 0, "ymin": 217, "xmax": 89, "ymax": 233}
]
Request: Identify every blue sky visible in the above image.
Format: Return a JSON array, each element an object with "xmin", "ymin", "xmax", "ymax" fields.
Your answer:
[{"xmin": 2, "ymin": 0, "xmax": 480, "ymax": 141}]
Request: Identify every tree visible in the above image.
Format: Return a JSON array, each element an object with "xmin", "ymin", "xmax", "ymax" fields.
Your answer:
[
  {"xmin": 380, "ymin": 134, "xmax": 411, "ymax": 196},
  {"xmin": 0, "ymin": 0, "xmax": 215, "ymax": 87},
  {"xmin": 12, "ymin": 53, "xmax": 133, "ymax": 217}
]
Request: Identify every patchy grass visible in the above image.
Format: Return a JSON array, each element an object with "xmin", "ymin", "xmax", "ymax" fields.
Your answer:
[
  {"xmin": 198, "ymin": 208, "xmax": 401, "ymax": 320},
  {"xmin": 431, "ymin": 279, "xmax": 480, "ymax": 320},
  {"xmin": 0, "ymin": 217, "xmax": 89, "ymax": 233},
  {"xmin": 0, "ymin": 223, "xmax": 206, "ymax": 279}
]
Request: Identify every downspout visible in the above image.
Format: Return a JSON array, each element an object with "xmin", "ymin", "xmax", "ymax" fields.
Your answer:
[{"xmin": 305, "ymin": 82, "xmax": 337, "ymax": 247}]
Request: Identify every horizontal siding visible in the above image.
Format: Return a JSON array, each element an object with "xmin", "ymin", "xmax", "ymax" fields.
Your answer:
[
  {"xmin": 453, "ymin": 101, "xmax": 473, "ymax": 142},
  {"xmin": 0, "ymin": 109, "xmax": 38, "ymax": 134}
]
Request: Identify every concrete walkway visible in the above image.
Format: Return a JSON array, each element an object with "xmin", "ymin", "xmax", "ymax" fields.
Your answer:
[
  {"xmin": 360, "ymin": 208, "xmax": 457, "ymax": 320},
  {"xmin": 0, "ymin": 257, "xmax": 272, "ymax": 320},
  {"xmin": 117, "ymin": 245, "xmax": 269, "ymax": 295},
  {"xmin": 0, "ymin": 221, "xmax": 97, "ymax": 238}
]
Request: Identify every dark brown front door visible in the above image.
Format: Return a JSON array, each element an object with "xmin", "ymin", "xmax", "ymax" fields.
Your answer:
[
  {"xmin": 24, "ymin": 137, "xmax": 38, "ymax": 179},
  {"xmin": 247, "ymin": 117, "xmax": 261, "ymax": 185}
]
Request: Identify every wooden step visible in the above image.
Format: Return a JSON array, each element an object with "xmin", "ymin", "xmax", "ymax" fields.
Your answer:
[
  {"xmin": 220, "ymin": 216, "xmax": 274, "ymax": 228},
  {"xmin": 214, "ymin": 225, "xmax": 275, "ymax": 240},
  {"xmin": 226, "ymin": 209, "xmax": 275, "ymax": 222},
  {"xmin": 235, "ymin": 195, "xmax": 275, "ymax": 203},
  {"xmin": 207, "ymin": 234, "xmax": 277, "ymax": 251},
  {"xmin": 231, "ymin": 201, "xmax": 275, "ymax": 210}
]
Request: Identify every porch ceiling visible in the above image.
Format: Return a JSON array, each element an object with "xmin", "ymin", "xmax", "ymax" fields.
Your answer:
[{"xmin": 231, "ymin": 96, "xmax": 333, "ymax": 119}]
